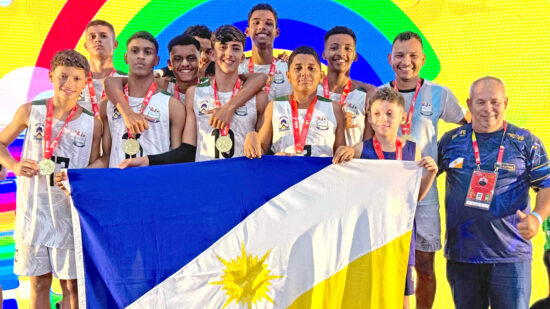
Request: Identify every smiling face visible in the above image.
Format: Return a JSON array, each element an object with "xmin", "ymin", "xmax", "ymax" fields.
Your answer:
[
  {"xmin": 389, "ymin": 38, "xmax": 425, "ymax": 83},
  {"xmin": 246, "ymin": 9, "xmax": 279, "ymax": 49},
  {"xmin": 168, "ymin": 44, "xmax": 200, "ymax": 83},
  {"xmin": 368, "ymin": 99, "xmax": 406, "ymax": 138},
  {"xmin": 323, "ymin": 33, "xmax": 356, "ymax": 74},
  {"xmin": 49, "ymin": 66, "xmax": 87, "ymax": 102},
  {"xmin": 212, "ymin": 40, "xmax": 244, "ymax": 74},
  {"xmin": 467, "ymin": 79, "xmax": 508, "ymax": 133},
  {"xmin": 84, "ymin": 25, "xmax": 117, "ymax": 58},
  {"xmin": 287, "ymin": 54, "xmax": 322, "ymax": 94},
  {"xmin": 125, "ymin": 38, "xmax": 159, "ymax": 77}
]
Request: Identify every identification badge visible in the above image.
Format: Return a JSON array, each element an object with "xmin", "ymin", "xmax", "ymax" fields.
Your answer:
[{"xmin": 465, "ymin": 170, "xmax": 497, "ymax": 210}]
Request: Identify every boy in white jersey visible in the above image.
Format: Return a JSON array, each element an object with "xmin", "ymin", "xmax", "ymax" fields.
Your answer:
[
  {"xmin": 95, "ymin": 31, "xmax": 185, "ymax": 168},
  {"xmin": 184, "ymin": 25, "xmax": 268, "ymax": 162},
  {"xmin": 384, "ymin": 31, "xmax": 469, "ymax": 309},
  {"xmin": 319, "ymin": 26, "xmax": 371, "ymax": 146},
  {"xmin": 0, "ymin": 50, "xmax": 101, "ymax": 309},
  {"xmin": 244, "ymin": 46, "xmax": 345, "ymax": 158},
  {"xmin": 78, "ymin": 20, "xmax": 124, "ymax": 118}
]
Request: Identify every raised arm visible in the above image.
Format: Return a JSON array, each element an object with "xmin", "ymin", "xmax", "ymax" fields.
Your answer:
[{"xmin": 104, "ymin": 76, "xmax": 149, "ymax": 134}]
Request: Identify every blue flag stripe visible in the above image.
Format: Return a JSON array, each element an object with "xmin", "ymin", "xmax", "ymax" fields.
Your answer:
[{"xmin": 69, "ymin": 156, "xmax": 331, "ymax": 308}]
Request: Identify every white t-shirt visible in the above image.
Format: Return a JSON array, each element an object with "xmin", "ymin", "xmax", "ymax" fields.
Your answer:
[{"xmin": 238, "ymin": 58, "xmax": 292, "ymax": 102}]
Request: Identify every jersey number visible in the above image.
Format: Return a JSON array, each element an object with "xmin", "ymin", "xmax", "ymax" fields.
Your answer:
[{"xmin": 49, "ymin": 156, "xmax": 70, "ymax": 186}]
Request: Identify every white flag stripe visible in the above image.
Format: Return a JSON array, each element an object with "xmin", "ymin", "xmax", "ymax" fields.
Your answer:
[{"xmin": 129, "ymin": 160, "xmax": 421, "ymax": 308}]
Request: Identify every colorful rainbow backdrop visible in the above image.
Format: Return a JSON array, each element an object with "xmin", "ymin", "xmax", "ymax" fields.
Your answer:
[{"xmin": 1, "ymin": 1, "xmax": 549, "ymax": 307}]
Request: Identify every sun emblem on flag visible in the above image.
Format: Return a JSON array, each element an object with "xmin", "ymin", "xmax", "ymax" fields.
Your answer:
[{"xmin": 210, "ymin": 243, "xmax": 281, "ymax": 308}]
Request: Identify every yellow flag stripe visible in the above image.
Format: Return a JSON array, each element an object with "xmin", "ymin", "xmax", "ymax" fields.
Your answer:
[{"xmin": 287, "ymin": 231, "xmax": 412, "ymax": 309}]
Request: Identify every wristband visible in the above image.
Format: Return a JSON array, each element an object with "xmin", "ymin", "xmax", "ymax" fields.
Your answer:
[{"xmin": 531, "ymin": 211, "xmax": 543, "ymax": 227}]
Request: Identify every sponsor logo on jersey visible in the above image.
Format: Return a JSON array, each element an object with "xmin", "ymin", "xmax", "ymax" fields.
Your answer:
[
  {"xmin": 449, "ymin": 157, "xmax": 464, "ymax": 168},
  {"xmin": 507, "ymin": 132, "xmax": 525, "ymax": 141},
  {"xmin": 420, "ymin": 101, "xmax": 433, "ymax": 116},
  {"xmin": 199, "ymin": 98, "xmax": 211, "ymax": 115},
  {"xmin": 145, "ymin": 106, "xmax": 161, "ymax": 123},
  {"xmin": 73, "ymin": 131, "xmax": 86, "ymax": 148},
  {"xmin": 279, "ymin": 116, "xmax": 289, "ymax": 131},
  {"xmin": 273, "ymin": 70, "xmax": 285, "ymax": 84},
  {"xmin": 345, "ymin": 103, "xmax": 359, "ymax": 117},
  {"xmin": 316, "ymin": 116, "xmax": 329, "ymax": 130},
  {"xmin": 234, "ymin": 105, "xmax": 248, "ymax": 116},
  {"xmin": 77, "ymin": 90, "xmax": 86, "ymax": 102},
  {"xmin": 33, "ymin": 123, "xmax": 44, "ymax": 140},
  {"xmin": 112, "ymin": 107, "xmax": 122, "ymax": 120}
]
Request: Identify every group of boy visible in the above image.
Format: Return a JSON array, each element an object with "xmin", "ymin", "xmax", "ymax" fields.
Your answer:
[{"xmin": 1, "ymin": 3, "xmax": 548, "ymax": 309}]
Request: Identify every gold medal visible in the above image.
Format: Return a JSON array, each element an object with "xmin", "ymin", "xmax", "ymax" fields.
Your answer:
[
  {"xmin": 38, "ymin": 158, "xmax": 56, "ymax": 176},
  {"xmin": 124, "ymin": 138, "xmax": 140, "ymax": 156},
  {"xmin": 215, "ymin": 135, "xmax": 233, "ymax": 153}
]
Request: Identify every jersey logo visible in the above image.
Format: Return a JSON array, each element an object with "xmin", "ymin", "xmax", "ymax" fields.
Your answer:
[
  {"xmin": 73, "ymin": 131, "xmax": 87, "ymax": 148},
  {"xmin": 507, "ymin": 132, "xmax": 525, "ymax": 141},
  {"xmin": 420, "ymin": 101, "xmax": 433, "ymax": 116},
  {"xmin": 316, "ymin": 116, "xmax": 329, "ymax": 130},
  {"xmin": 33, "ymin": 123, "xmax": 44, "ymax": 140},
  {"xmin": 145, "ymin": 106, "xmax": 161, "ymax": 123},
  {"xmin": 199, "ymin": 98, "xmax": 211, "ymax": 115},
  {"xmin": 345, "ymin": 103, "xmax": 359, "ymax": 117},
  {"xmin": 273, "ymin": 70, "xmax": 285, "ymax": 84},
  {"xmin": 496, "ymin": 162, "xmax": 516, "ymax": 172},
  {"xmin": 279, "ymin": 116, "xmax": 289, "ymax": 131},
  {"xmin": 112, "ymin": 107, "xmax": 122, "ymax": 120},
  {"xmin": 449, "ymin": 157, "xmax": 464, "ymax": 168},
  {"xmin": 234, "ymin": 105, "xmax": 248, "ymax": 116}
]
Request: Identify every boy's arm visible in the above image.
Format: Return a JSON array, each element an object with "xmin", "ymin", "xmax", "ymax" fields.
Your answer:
[
  {"xmin": 0, "ymin": 103, "xmax": 38, "ymax": 176},
  {"xmin": 88, "ymin": 98, "xmax": 111, "ymax": 168},
  {"xmin": 244, "ymin": 100, "xmax": 273, "ymax": 158},
  {"xmin": 182, "ymin": 86, "xmax": 198, "ymax": 146},
  {"xmin": 210, "ymin": 73, "xmax": 268, "ymax": 130},
  {"xmin": 88, "ymin": 117, "xmax": 103, "ymax": 165},
  {"xmin": 168, "ymin": 96, "xmax": 185, "ymax": 149},
  {"xmin": 104, "ymin": 76, "xmax": 149, "ymax": 134},
  {"xmin": 332, "ymin": 101, "xmax": 347, "ymax": 153},
  {"xmin": 417, "ymin": 145, "xmax": 438, "ymax": 202}
]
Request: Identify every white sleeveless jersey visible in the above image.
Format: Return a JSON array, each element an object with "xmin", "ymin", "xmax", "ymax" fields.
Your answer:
[
  {"xmin": 106, "ymin": 91, "xmax": 171, "ymax": 167},
  {"xmin": 238, "ymin": 59, "xmax": 292, "ymax": 101},
  {"xmin": 271, "ymin": 95, "xmax": 336, "ymax": 157},
  {"xmin": 316, "ymin": 86, "xmax": 367, "ymax": 146},
  {"xmin": 166, "ymin": 81, "xmax": 185, "ymax": 103},
  {"xmin": 16, "ymin": 99, "xmax": 94, "ymax": 248},
  {"xmin": 77, "ymin": 70, "xmax": 125, "ymax": 113},
  {"xmin": 194, "ymin": 80, "xmax": 257, "ymax": 162}
]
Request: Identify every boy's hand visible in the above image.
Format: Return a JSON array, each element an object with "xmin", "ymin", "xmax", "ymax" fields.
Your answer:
[
  {"xmin": 118, "ymin": 156, "xmax": 150, "ymax": 169},
  {"xmin": 13, "ymin": 159, "xmax": 39, "ymax": 178},
  {"xmin": 419, "ymin": 156, "xmax": 438, "ymax": 174},
  {"xmin": 333, "ymin": 145, "xmax": 354, "ymax": 164},
  {"xmin": 54, "ymin": 171, "xmax": 71, "ymax": 196},
  {"xmin": 244, "ymin": 132, "xmax": 262, "ymax": 159}
]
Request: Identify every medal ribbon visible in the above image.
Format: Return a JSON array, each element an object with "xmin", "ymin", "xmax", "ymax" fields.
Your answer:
[
  {"xmin": 393, "ymin": 78, "xmax": 422, "ymax": 136},
  {"xmin": 289, "ymin": 95, "xmax": 318, "ymax": 154},
  {"xmin": 44, "ymin": 98, "xmax": 78, "ymax": 159},
  {"xmin": 123, "ymin": 82, "xmax": 158, "ymax": 138},
  {"xmin": 212, "ymin": 78, "xmax": 242, "ymax": 136},
  {"xmin": 471, "ymin": 122, "xmax": 507, "ymax": 170},
  {"xmin": 248, "ymin": 58, "xmax": 277, "ymax": 93},
  {"xmin": 87, "ymin": 69, "xmax": 116, "ymax": 117},
  {"xmin": 322, "ymin": 77, "xmax": 352, "ymax": 107},
  {"xmin": 372, "ymin": 136, "xmax": 403, "ymax": 160}
]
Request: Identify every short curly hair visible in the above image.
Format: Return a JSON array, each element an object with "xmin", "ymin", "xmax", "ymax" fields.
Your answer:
[
  {"xmin": 50, "ymin": 49, "xmax": 90, "ymax": 74},
  {"xmin": 368, "ymin": 87, "xmax": 405, "ymax": 111}
]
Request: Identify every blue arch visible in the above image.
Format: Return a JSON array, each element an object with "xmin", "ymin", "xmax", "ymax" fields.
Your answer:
[{"xmin": 154, "ymin": 0, "xmax": 395, "ymax": 85}]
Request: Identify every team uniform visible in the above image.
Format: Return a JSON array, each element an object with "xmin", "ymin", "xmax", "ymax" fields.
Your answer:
[
  {"xmin": 14, "ymin": 99, "xmax": 94, "ymax": 279},
  {"xmin": 166, "ymin": 78, "xmax": 208, "ymax": 103},
  {"xmin": 383, "ymin": 79, "xmax": 466, "ymax": 252},
  {"xmin": 194, "ymin": 80, "xmax": 257, "ymax": 162},
  {"xmin": 361, "ymin": 139, "xmax": 417, "ymax": 296},
  {"xmin": 238, "ymin": 59, "xmax": 292, "ymax": 102},
  {"xmin": 77, "ymin": 70, "xmax": 125, "ymax": 112},
  {"xmin": 106, "ymin": 91, "xmax": 171, "ymax": 167},
  {"xmin": 438, "ymin": 122, "xmax": 550, "ymax": 308},
  {"xmin": 271, "ymin": 95, "xmax": 336, "ymax": 157},
  {"xmin": 317, "ymin": 85, "xmax": 367, "ymax": 146}
]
